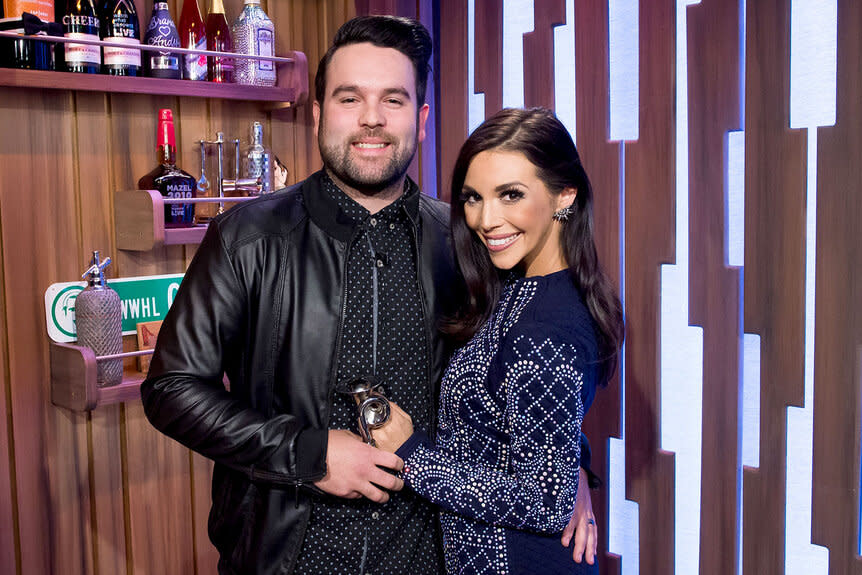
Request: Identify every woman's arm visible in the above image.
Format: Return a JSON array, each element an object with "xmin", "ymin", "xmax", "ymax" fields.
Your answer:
[{"xmin": 388, "ymin": 324, "xmax": 591, "ymax": 533}]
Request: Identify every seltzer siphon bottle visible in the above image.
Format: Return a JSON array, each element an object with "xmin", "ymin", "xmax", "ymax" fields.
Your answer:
[{"xmin": 76, "ymin": 251, "xmax": 123, "ymax": 388}]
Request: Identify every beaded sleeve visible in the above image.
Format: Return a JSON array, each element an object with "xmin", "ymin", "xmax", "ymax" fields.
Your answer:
[{"xmin": 399, "ymin": 322, "xmax": 587, "ymax": 533}]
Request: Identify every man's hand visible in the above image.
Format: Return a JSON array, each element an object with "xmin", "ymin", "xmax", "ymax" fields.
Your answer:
[
  {"xmin": 372, "ymin": 402, "xmax": 414, "ymax": 453},
  {"xmin": 561, "ymin": 467, "xmax": 597, "ymax": 564},
  {"xmin": 313, "ymin": 429, "xmax": 405, "ymax": 503}
]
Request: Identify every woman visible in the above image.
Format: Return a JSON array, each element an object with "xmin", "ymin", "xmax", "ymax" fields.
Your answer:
[{"xmin": 374, "ymin": 107, "xmax": 624, "ymax": 574}]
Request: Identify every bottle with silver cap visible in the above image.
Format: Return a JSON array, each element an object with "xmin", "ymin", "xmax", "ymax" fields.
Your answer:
[
  {"xmin": 76, "ymin": 251, "xmax": 123, "ymax": 387},
  {"xmin": 242, "ymin": 121, "xmax": 273, "ymax": 194}
]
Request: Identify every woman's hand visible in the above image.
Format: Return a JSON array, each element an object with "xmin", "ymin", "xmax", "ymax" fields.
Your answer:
[{"xmin": 373, "ymin": 402, "xmax": 414, "ymax": 453}]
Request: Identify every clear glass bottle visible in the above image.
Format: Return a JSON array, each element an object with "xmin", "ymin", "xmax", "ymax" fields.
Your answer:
[
  {"xmin": 231, "ymin": 0, "xmax": 275, "ymax": 86},
  {"xmin": 242, "ymin": 121, "xmax": 273, "ymax": 194}
]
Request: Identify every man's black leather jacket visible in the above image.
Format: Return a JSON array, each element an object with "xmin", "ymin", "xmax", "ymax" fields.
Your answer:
[{"xmin": 141, "ymin": 171, "xmax": 460, "ymax": 575}]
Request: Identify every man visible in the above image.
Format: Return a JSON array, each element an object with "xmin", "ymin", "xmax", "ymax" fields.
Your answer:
[{"xmin": 142, "ymin": 15, "xmax": 597, "ymax": 575}]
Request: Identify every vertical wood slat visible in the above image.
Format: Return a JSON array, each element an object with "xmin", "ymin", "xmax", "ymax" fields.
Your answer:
[
  {"xmin": 812, "ymin": 1, "xmax": 862, "ymax": 573},
  {"xmin": 685, "ymin": 2, "xmax": 742, "ymax": 574},
  {"xmin": 474, "ymin": 0, "xmax": 503, "ymax": 118},
  {"xmin": 75, "ymin": 91, "xmax": 129, "ymax": 575},
  {"xmin": 0, "ymin": 170, "xmax": 17, "ymax": 575},
  {"xmin": 743, "ymin": 0, "xmax": 808, "ymax": 572},
  {"xmin": 437, "ymin": 0, "xmax": 468, "ymax": 202},
  {"xmin": 0, "ymin": 88, "xmax": 93, "ymax": 575},
  {"xmin": 623, "ymin": 1, "xmax": 677, "ymax": 574},
  {"xmin": 573, "ymin": 1, "xmax": 622, "ymax": 572},
  {"xmin": 523, "ymin": 0, "xmax": 564, "ymax": 110}
]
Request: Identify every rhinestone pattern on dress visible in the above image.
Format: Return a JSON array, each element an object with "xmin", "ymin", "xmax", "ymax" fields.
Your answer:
[{"xmin": 400, "ymin": 272, "xmax": 596, "ymax": 574}]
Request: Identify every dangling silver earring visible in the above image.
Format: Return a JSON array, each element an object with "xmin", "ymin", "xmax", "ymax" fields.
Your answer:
[{"xmin": 553, "ymin": 205, "xmax": 573, "ymax": 222}]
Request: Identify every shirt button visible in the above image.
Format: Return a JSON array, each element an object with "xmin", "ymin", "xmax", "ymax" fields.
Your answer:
[
  {"xmin": 389, "ymin": 223, "xmax": 395, "ymax": 230},
  {"xmin": 370, "ymin": 218, "xmax": 377, "ymax": 226},
  {"xmin": 372, "ymin": 511, "xmax": 380, "ymax": 520},
  {"xmin": 376, "ymin": 259, "xmax": 384, "ymax": 268}
]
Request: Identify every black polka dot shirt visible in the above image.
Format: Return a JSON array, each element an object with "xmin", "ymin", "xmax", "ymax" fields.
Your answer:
[{"xmin": 293, "ymin": 174, "xmax": 443, "ymax": 575}]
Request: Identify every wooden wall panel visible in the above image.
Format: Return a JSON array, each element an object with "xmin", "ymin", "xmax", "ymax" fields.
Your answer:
[
  {"xmin": 812, "ymin": 1, "xmax": 862, "ymax": 573},
  {"xmin": 574, "ymin": 1, "xmax": 622, "ymax": 572},
  {"xmin": 743, "ymin": 0, "xmax": 808, "ymax": 572},
  {"xmin": 474, "ymin": 0, "xmax": 502, "ymax": 119},
  {"xmin": 437, "ymin": 0, "xmax": 468, "ymax": 202},
  {"xmin": 523, "ymin": 0, "xmax": 564, "ymax": 110},
  {"xmin": 0, "ymin": 181, "xmax": 16, "ymax": 575},
  {"xmin": 74, "ymin": 92, "xmax": 129, "ymax": 575},
  {"xmin": 623, "ymin": 1, "xmax": 677, "ymax": 574},
  {"xmin": 685, "ymin": 2, "xmax": 742, "ymax": 574},
  {"xmin": 0, "ymin": 3, "xmax": 356, "ymax": 574},
  {"xmin": 0, "ymin": 88, "xmax": 94, "ymax": 575}
]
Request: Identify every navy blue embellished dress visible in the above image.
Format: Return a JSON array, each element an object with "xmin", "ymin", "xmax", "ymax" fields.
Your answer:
[{"xmin": 396, "ymin": 269, "xmax": 600, "ymax": 574}]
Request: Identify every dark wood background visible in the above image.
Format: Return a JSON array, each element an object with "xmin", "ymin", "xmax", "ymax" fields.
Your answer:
[{"xmin": 0, "ymin": 1, "xmax": 859, "ymax": 574}]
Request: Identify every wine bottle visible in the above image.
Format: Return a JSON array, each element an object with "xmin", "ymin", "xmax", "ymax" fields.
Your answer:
[
  {"xmin": 232, "ymin": 0, "xmax": 275, "ymax": 86},
  {"xmin": 138, "ymin": 109, "xmax": 196, "ymax": 227},
  {"xmin": 143, "ymin": 1, "xmax": 180, "ymax": 79},
  {"xmin": 178, "ymin": 0, "xmax": 207, "ymax": 80},
  {"xmin": 63, "ymin": 0, "xmax": 100, "ymax": 74},
  {"xmin": 99, "ymin": 0, "xmax": 140, "ymax": 76},
  {"xmin": 242, "ymin": 121, "xmax": 273, "ymax": 194},
  {"xmin": 205, "ymin": 0, "xmax": 232, "ymax": 83}
]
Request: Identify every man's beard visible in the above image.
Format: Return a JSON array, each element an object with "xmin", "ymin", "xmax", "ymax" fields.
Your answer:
[{"xmin": 318, "ymin": 125, "xmax": 417, "ymax": 194}]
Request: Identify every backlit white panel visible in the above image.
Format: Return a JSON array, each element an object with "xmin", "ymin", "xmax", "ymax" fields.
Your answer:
[
  {"xmin": 659, "ymin": 3, "xmax": 705, "ymax": 575},
  {"xmin": 609, "ymin": 437, "xmax": 640, "ymax": 575},
  {"xmin": 608, "ymin": 0, "xmax": 638, "ymax": 141},
  {"xmin": 553, "ymin": 0, "xmax": 576, "ymax": 138},
  {"xmin": 789, "ymin": 0, "xmax": 837, "ymax": 128},
  {"xmin": 784, "ymin": 128, "xmax": 830, "ymax": 575},
  {"xmin": 502, "ymin": 0, "xmax": 534, "ymax": 108},
  {"xmin": 784, "ymin": 1, "xmax": 837, "ymax": 570},
  {"xmin": 726, "ymin": 131, "xmax": 745, "ymax": 268}
]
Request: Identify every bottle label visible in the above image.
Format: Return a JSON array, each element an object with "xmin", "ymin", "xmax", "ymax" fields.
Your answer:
[
  {"xmin": 150, "ymin": 54, "xmax": 179, "ymax": 70},
  {"xmin": 256, "ymin": 29, "xmax": 274, "ymax": 71},
  {"xmin": 104, "ymin": 37, "xmax": 142, "ymax": 67},
  {"xmin": 64, "ymin": 32, "xmax": 101, "ymax": 66},
  {"xmin": 183, "ymin": 36, "xmax": 208, "ymax": 80},
  {"xmin": 166, "ymin": 182, "xmax": 194, "ymax": 219}
]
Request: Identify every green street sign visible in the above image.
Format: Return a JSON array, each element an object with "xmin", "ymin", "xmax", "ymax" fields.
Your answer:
[{"xmin": 44, "ymin": 273, "xmax": 184, "ymax": 343}]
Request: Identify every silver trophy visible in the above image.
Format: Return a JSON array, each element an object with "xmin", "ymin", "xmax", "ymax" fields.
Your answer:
[{"xmin": 337, "ymin": 376, "xmax": 391, "ymax": 447}]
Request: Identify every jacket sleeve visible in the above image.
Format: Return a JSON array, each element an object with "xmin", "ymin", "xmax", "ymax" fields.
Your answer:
[
  {"xmin": 397, "ymin": 322, "xmax": 591, "ymax": 533},
  {"xmin": 140, "ymin": 222, "xmax": 327, "ymax": 485}
]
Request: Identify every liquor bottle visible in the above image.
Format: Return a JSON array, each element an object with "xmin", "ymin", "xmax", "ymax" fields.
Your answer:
[
  {"xmin": 242, "ymin": 121, "xmax": 273, "ymax": 194},
  {"xmin": 178, "ymin": 0, "xmax": 206, "ymax": 80},
  {"xmin": 138, "ymin": 109, "xmax": 196, "ymax": 227},
  {"xmin": 143, "ymin": 1, "xmax": 180, "ymax": 79},
  {"xmin": 76, "ymin": 251, "xmax": 123, "ymax": 388},
  {"xmin": 99, "ymin": 0, "xmax": 140, "ymax": 76},
  {"xmin": 205, "ymin": 0, "xmax": 232, "ymax": 83},
  {"xmin": 232, "ymin": 0, "xmax": 275, "ymax": 86},
  {"xmin": 63, "ymin": 0, "xmax": 101, "ymax": 73}
]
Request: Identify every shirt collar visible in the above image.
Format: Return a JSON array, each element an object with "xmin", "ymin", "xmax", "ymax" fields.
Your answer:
[{"xmin": 322, "ymin": 172, "xmax": 421, "ymax": 227}]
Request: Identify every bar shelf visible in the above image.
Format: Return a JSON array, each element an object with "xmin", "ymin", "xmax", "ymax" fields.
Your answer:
[
  {"xmin": 50, "ymin": 342, "xmax": 152, "ymax": 411},
  {"xmin": 114, "ymin": 190, "xmax": 258, "ymax": 251},
  {"xmin": 0, "ymin": 32, "xmax": 308, "ymax": 108}
]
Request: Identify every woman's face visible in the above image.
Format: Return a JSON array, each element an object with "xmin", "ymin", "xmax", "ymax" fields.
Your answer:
[{"xmin": 461, "ymin": 150, "xmax": 574, "ymax": 277}]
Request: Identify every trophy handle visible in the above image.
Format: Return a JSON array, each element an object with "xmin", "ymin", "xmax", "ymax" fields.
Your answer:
[{"xmin": 357, "ymin": 394, "xmax": 391, "ymax": 446}]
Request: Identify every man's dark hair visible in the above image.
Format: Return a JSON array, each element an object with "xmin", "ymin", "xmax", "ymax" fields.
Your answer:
[{"xmin": 314, "ymin": 15, "xmax": 433, "ymax": 108}]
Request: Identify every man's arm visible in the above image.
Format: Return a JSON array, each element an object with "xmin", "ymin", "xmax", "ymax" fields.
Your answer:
[{"xmin": 141, "ymin": 223, "xmax": 326, "ymax": 485}]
